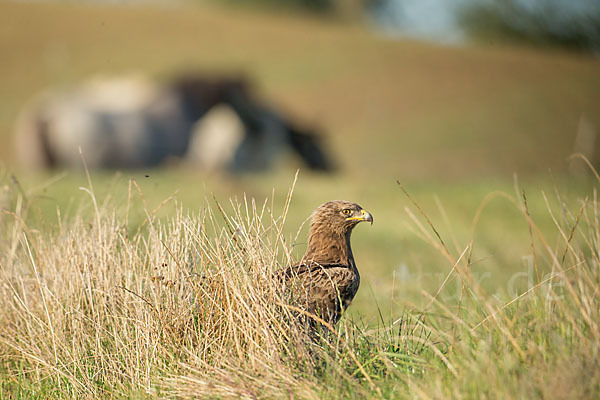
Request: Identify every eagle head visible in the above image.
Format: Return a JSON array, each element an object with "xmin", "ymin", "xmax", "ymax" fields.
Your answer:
[{"xmin": 311, "ymin": 200, "xmax": 373, "ymax": 236}]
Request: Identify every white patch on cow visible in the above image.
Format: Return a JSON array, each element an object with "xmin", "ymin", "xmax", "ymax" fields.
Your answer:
[
  {"xmin": 187, "ymin": 104, "xmax": 245, "ymax": 171},
  {"xmin": 14, "ymin": 74, "xmax": 160, "ymax": 169},
  {"xmin": 81, "ymin": 75, "xmax": 157, "ymax": 112}
]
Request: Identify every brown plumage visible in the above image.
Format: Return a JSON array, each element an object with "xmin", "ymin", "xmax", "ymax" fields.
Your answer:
[{"xmin": 281, "ymin": 200, "xmax": 373, "ymax": 325}]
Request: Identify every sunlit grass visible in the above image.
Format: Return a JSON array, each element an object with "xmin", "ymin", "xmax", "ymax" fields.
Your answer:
[{"xmin": 1, "ymin": 165, "xmax": 598, "ymax": 398}]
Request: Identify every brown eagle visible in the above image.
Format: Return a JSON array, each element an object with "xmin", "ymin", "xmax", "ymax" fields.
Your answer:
[{"xmin": 280, "ymin": 200, "xmax": 373, "ymax": 325}]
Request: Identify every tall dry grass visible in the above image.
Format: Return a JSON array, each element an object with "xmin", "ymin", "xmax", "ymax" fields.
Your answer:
[
  {"xmin": 396, "ymin": 157, "xmax": 600, "ymax": 398},
  {"xmin": 0, "ymin": 161, "xmax": 599, "ymax": 399},
  {"xmin": 0, "ymin": 173, "xmax": 424, "ymax": 398},
  {"xmin": 1, "ymin": 174, "xmax": 313, "ymax": 397}
]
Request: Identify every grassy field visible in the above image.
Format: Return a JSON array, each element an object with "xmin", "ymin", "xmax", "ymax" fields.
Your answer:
[
  {"xmin": 1, "ymin": 168, "xmax": 599, "ymax": 398},
  {"xmin": 1, "ymin": 1, "xmax": 600, "ymax": 398}
]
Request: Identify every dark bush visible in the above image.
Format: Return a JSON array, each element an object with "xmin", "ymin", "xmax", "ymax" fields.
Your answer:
[{"xmin": 459, "ymin": 0, "xmax": 600, "ymax": 52}]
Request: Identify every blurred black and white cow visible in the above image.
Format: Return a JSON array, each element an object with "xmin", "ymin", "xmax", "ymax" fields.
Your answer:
[{"xmin": 14, "ymin": 74, "xmax": 333, "ymax": 172}]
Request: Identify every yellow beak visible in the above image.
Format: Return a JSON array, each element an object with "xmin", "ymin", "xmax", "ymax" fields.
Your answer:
[{"xmin": 346, "ymin": 209, "xmax": 373, "ymax": 225}]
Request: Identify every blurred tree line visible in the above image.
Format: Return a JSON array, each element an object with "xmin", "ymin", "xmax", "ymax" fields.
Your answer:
[
  {"xmin": 223, "ymin": 0, "xmax": 369, "ymax": 16},
  {"xmin": 458, "ymin": 0, "xmax": 600, "ymax": 52},
  {"xmin": 229, "ymin": 0, "xmax": 600, "ymax": 53}
]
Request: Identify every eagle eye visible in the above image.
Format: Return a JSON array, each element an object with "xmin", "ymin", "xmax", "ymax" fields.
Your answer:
[{"xmin": 342, "ymin": 209, "xmax": 352, "ymax": 215}]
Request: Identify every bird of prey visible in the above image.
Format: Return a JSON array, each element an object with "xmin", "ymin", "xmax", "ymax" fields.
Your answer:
[{"xmin": 280, "ymin": 200, "xmax": 373, "ymax": 326}]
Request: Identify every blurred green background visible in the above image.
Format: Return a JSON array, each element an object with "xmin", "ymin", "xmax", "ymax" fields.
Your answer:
[{"xmin": 1, "ymin": 0, "xmax": 599, "ymax": 321}]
